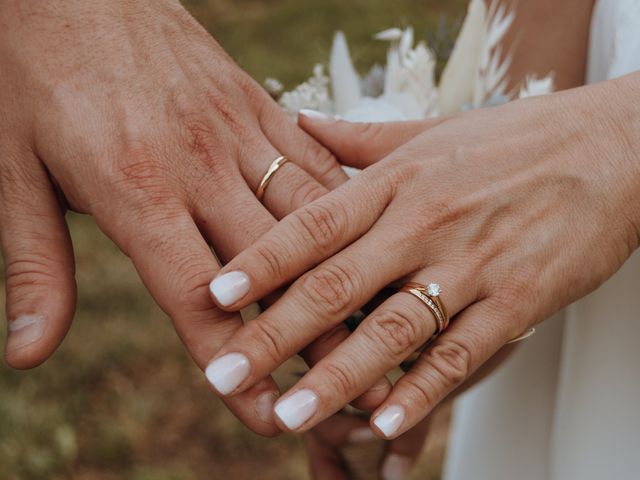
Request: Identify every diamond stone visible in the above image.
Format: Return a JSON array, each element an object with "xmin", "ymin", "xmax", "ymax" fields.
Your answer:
[{"xmin": 427, "ymin": 283, "xmax": 442, "ymax": 296}]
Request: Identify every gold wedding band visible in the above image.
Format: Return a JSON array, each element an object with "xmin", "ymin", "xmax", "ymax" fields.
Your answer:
[
  {"xmin": 256, "ymin": 155, "xmax": 289, "ymax": 201},
  {"xmin": 507, "ymin": 327, "xmax": 537, "ymax": 344},
  {"xmin": 400, "ymin": 282, "xmax": 450, "ymax": 345}
]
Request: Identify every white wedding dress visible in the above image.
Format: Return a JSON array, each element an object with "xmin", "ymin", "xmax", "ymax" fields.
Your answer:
[{"xmin": 443, "ymin": 1, "xmax": 640, "ymax": 479}]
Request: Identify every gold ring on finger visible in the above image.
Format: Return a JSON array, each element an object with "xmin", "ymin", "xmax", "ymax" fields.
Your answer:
[{"xmin": 256, "ymin": 155, "xmax": 289, "ymax": 201}]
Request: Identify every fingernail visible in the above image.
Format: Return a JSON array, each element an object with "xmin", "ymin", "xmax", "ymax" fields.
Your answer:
[
  {"xmin": 299, "ymin": 109, "xmax": 334, "ymax": 122},
  {"xmin": 381, "ymin": 453, "xmax": 412, "ymax": 480},
  {"xmin": 255, "ymin": 391, "xmax": 279, "ymax": 424},
  {"xmin": 348, "ymin": 427, "xmax": 377, "ymax": 443},
  {"xmin": 373, "ymin": 405, "xmax": 405, "ymax": 438},
  {"xmin": 6, "ymin": 315, "xmax": 45, "ymax": 352},
  {"xmin": 209, "ymin": 271, "xmax": 250, "ymax": 307},
  {"xmin": 274, "ymin": 389, "xmax": 319, "ymax": 430},
  {"xmin": 205, "ymin": 352, "xmax": 250, "ymax": 395}
]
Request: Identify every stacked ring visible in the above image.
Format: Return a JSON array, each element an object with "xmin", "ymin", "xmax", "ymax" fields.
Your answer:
[
  {"xmin": 400, "ymin": 281, "xmax": 449, "ymax": 344},
  {"xmin": 399, "ymin": 282, "xmax": 449, "ymax": 370}
]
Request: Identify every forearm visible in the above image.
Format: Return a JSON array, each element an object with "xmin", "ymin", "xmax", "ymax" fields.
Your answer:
[
  {"xmin": 604, "ymin": 72, "xmax": 640, "ymax": 237},
  {"xmin": 494, "ymin": 0, "xmax": 596, "ymax": 90}
]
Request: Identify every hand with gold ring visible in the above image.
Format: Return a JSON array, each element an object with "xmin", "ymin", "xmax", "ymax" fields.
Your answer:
[
  {"xmin": 205, "ymin": 73, "xmax": 640, "ymax": 439},
  {"xmin": 0, "ymin": 0, "xmax": 364, "ymax": 439}
]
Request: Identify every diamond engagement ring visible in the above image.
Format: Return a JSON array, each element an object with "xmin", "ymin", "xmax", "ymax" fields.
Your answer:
[
  {"xmin": 400, "ymin": 282, "xmax": 449, "ymax": 343},
  {"xmin": 397, "ymin": 282, "xmax": 449, "ymax": 371}
]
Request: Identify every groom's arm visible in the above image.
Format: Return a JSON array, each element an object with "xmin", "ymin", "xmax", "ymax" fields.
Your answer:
[
  {"xmin": 0, "ymin": 0, "xmax": 348, "ymax": 436},
  {"xmin": 496, "ymin": 0, "xmax": 597, "ymax": 90}
]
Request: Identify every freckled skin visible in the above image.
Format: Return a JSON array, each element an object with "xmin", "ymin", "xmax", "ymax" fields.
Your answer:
[{"xmin": 0, "ymin": 0, "xmax": 352, "ymax": 438}]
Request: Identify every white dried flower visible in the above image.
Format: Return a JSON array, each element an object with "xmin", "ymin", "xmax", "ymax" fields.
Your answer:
[
  {"xmin": 264, "ymin": 77, "xmax": 284, "ymax": 98},
  {"xmin": 519, "ymin": 74, "xmax": 555, "ymax": 98},
  {"xmin": 273, "ymin": 3, "xmax": 553, "ymax": 123},
  {"xmin": 374, "ymin": 28, "xmax": 404, "ymax": 42},
  {"xmin": 279, "ymin": 64, "xmax": 332, "ymax": 117}
]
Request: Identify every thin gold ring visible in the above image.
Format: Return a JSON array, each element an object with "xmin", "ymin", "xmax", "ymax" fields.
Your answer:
[
  {"xmin": 256, "ymin": 155, "xmax": 289, "ymax": 201},
  {"xmin": 507, "ymin": 327, "xmax": 536, "ymax": 344}
]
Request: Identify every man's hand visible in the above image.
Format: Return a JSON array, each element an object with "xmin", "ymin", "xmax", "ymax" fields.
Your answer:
[{"xmin": 0, "ymin": 0, "xmax": 348, "ymax": 435}]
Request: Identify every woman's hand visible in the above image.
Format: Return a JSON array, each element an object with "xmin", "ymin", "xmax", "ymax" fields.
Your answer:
[
  {"xmin": 205, "ymin": 73, "xmax": 640, "ymax": 437},
  {"xmin": 0, "ymin": 0, "xmax": 349, "ymax": 435}
]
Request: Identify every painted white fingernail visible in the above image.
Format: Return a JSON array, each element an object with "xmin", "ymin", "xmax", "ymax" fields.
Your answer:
[
  {"xmin": 205, "ymin": 353, "xmax": 250, "ymax": 395},
  {"xmin": 299, "ymin": 109, "xmax": 334, "ymax": 122},
  {"xmin": 209, "ymin": 271, "xmax": 250, "ymax": 306},
  {"xmin": 255, "ymin": 391, "xmax": 279, "ymax": 424},
  {"xmin": 274, "ymin": 389, "xmax": 319, "ymax": 430},
  {"xmin": 348, "ymin": 427, "xmax": 377, "ymax": 443},
  {"xmin": 373, "ymin": 405, "xmax": 405, "ymax": 438},
  {"xmin": 6, "ymin": 315, "xmax": 45, "ymax": 352},
  {"xmin": 381, "ymin": 453, "xmax": 412, "ymax": 480}
]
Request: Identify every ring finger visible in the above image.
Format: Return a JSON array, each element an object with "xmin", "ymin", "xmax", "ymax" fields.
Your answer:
[
  {"xmin": 370, "ymin": 298, "xmax": 522, "ymax": 439},
  {"xmin": 270, "ymin": 267, "xmax": 477, "ymax": 432},
  {"xmin": 237, "ymin": 137, "xmax": 331, "ymax": 219}
]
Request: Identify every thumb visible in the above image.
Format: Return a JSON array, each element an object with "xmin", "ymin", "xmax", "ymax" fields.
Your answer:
[
  {"xmin": 298, "ymin": 110, "xmax": 447, "ymax": 169},
  {"xmin": 1, "ymin": 153, "xmax": 76, "ymax": 369}
]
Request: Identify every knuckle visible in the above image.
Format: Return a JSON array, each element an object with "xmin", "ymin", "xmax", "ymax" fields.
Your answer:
[
  {"xmin": 397, "ymin": 197, "xmax": 468, "ymax": 250},
  {"xmin": 5, "ymin": 254, "xmax": 60, "ymax": 293},
  {"xmin": 132, "ymin": 227, "xmax": 213, "ymax": 316},
  {"xmin": 235, "ymin": 72, "xmax": 267, "ymax": 106},
  {"xmin": 423, "ymin": 339, "xmax": 473, "ymax": 390},
  {"xmin": 421, "ymin": 201, "xmax": 462, "ymax": 233},
  {"xmin": 250, "ymin": 320, "xmax": 290, "ymax": 365},
  {"xmin": 399, "ymin": 340, "xmax": 473, "ymax": 412},
  {"xmin": 364, "ymin": 308, "xmax": 422, "ymax": 358},
  {"xmin": 355, "ymin": 121, "xmax": 385, "ymax": 139},
  {"xmin": 485, "ymin": 268, "xmax": 537, "ymax": 319},
  {"xmin": 298, "ymin": 263, "xmax": 359, "ymax": 317},
  {"xmin": 289, "ymin": 180, "xmax": 326, "ymax": 210},
  {"xmin": 400, "ymin": 374, "xmax": 440, "ymax": 411},
  {"xmin": 180, "ymin": 115, "xmax": 219, "ymax": 162},
  {"xmin": 252, "ymin": 240, "xmax": 287, "ymax": 280},
  {"xmin": 116, "ymin": 155, "xmax": 166, "ymax": 187},
  {"xmin": 321, "ymin": 361, "xmax": 359, "ymax": 398},
  {"xmin": 493, "ymin": 284, "xmax": 530, "ymax": 318},
  {"xmin": 0, "ymin": 160, "xmax": 33, "ymax": 202},
  {"xmin": 299, "ymin": 140, "xmax": 342, "ymax": 181},
  {"xmin": 109, "ymin": 152, "xmax": 177, "ymax": 214},
  {"xmin": 170, "ymin": 89, "xmax": 232, "ymax": 168},
  {"xmin": 294, "ymin": 202, "xmax": 344, "ymax": 252},
  {"xmin": 204, "ymin": 87, "xmax": 251, "ymax": 139},
  {"xmin": 173, "ymin": 263, "xmax": 216, "ymax": 314}
]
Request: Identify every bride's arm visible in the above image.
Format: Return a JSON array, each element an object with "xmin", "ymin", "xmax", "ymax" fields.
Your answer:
[
  {"xmin": 498, "ymin": 0, "xmax": 596, "ymax": 90},
  {"xmin": 449, "ymin": 0, "xmax": 599, "ymax": 393}
]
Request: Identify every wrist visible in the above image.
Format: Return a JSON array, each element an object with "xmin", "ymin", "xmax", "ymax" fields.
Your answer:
[
  {"xmin": 583, "ymin": 72, "xmax": 640, "ymax": 250},
  {"xmin": 607, "ymin": 73, "xmax": 640, "ymax": 243}
]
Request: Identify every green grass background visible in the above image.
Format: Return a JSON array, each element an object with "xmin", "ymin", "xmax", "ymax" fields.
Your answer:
[{"xmin": 0, "ymin": 1, "xmax": 466, "ymax": 478}]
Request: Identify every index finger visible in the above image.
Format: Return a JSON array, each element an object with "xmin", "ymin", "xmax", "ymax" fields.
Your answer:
[
  {"xmin": 208, "ymin": 169, "xmax": 394, "ymax": 310},
  {"xmin": 97, "ymin": 196, "xmax": 281, "ymax": 437}
]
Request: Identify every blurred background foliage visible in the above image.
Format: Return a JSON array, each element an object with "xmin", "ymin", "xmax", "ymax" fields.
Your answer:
[{"xmin": 0, "ymin": 0, "xmax": 466, "ymax": 478}]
